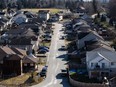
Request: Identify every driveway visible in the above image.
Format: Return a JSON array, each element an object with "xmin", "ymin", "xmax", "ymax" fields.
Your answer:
[{"xmin": 32, "ymin": 22, "xmax": 70, "ymax": 87}]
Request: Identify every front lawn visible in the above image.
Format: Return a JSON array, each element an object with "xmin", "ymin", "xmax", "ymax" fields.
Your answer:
[
  {"xmin": 0, "ymin": 74, "xmax": 30, "ymax": 86},
  {"xmin": 40, "ymin": 41, "xmax": 51, "ymax": 47},
  {"xmin": 22, "ymin": 8, "xmax": 62, "ymax": 14}
]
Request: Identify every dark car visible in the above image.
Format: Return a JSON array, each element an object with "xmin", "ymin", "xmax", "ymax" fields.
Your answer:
[
  {"xmin": 60, "ymin": 36, "xmax": 65, "ymax": 40},
  {"xmin": 38, "ymin": 46, "xmax": 49, "ymax": 52},
  {"xmin": 40, "ymin": 66, "xmax": 48, "ymax": 77},
  {"xmin": 40, "ymin": 70, "xmax": 47, "ymax": 77},
  {"xmin": 60, "ymin": 46, "xmax": 67, "ymax": 51},
  {"xmin": 61, "ymin": 69, "xmax": 67, "ymax": 77},
  {"xmin": 39, "ymin": 46, "xmax": 49, "ymax": 49},
  {"xmin": 38, "ymin": 49, "xmax": 48, "ymax": 54}
]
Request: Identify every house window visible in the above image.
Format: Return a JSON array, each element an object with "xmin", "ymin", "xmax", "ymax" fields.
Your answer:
[
  {"xmin": 102, "ymin": 63, "xmax": 105, "ymax": 68},
  {"xmin": 91, "ymin": 63, "xmax": 93, "ymax": 67},
  {"xmin": 111, "ymin": 62, "xmax": 114, "ymax": 66},
  {"xmin": 30, "ymin": 64, "xmax": 34, "ymax": 66},
  {"xmin": 24, "ymin": 64, "xmax": 27, "ymax": 66}
]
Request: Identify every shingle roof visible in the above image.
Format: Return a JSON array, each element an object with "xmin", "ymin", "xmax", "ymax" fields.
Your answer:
[
  {"xmin": 0, "ymin": 46, "xmax": 26, "ymax": 61},
  {"xmin": 6, "ymin": 28, "xmax": 36, "ymax": 37},
  {"xmin": 9, "ymin": 37, "xmax": 32, "ymax": 45},
  {"xmin": 75, "ymin": 24, "xmax": 91, "ymax": 32},
  {"xmin": 92, "ymin": 44, "xmax": 114, "ymax": 52},
  {"xmin": 87, "ymin": 51, "xmax": 116, "ymax": 62},
  {"xmin": 10, "ymin": 47, "xmax": 26, "ymax": 56},
  {"xmin": 91, "ymin": 31, "xmax": 104, "ymax": 40},
  {"xmin": 78, "ymin": 32, "xmax": 90, "ymax": 39},
  {"xmin": 23, "ymin": 56, "xmax": 38, "ymax": 63},
  {"xmin": 85, "ymin": 40, "xmax": 111, "ymax": 51}
]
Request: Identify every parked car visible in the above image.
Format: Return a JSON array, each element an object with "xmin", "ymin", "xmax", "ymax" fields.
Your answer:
[
  {"xmin": 40, "ymin": 66, "xmax": 48, "ymax": 77},
  {"xmin": 39, "ymin": 46, "xmax": 49, "ymax": 49},
  {"xmin": 60, "ymin": 35, "xmax": 65, "ymax": 40},
  {"xmin": 60, "ymin": 46, "xmax": 67, "ymax": 51},
  {"xmin": 39, "ymin": 46, "xmax": 49, "ymax": 52},
  {"xmin": 38, "ymin": 49, "xmax": 48, "ymax": 54},
  {"xmin": 43, "ymin": 35, "xmax": 52, "ymax": 38},
  {"xmin": 61, "ymin": 69, "xmax": 67, "ymax": 77},
  {"xmin": 43, "ymin": 38, "xmax": 51, "ymax": 42}
]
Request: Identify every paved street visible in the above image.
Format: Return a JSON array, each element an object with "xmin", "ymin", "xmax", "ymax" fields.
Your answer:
[{"xmin": 32, "ymin": 23, "xmax": 70, "ymax": 87}]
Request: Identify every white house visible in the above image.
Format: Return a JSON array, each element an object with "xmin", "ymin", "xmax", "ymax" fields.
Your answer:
[
  {"xmin": 38, "ymin": 10, "xmax": 50, "ymax": 21},
  {"xmin": 86, "ymin": 50, "xmax": 116, "ymax": 79},
  {"xmin": 77, "ymin": 31, "xmax": 104, "ymax": 49}
]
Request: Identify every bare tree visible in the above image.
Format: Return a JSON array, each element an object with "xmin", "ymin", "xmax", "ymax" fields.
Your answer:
[
  {"xmin": 109, "ymin": 0, "xmax": 116, "ymax": 19},
  {"xmin": 92, "ymin": 0, "xmax": 98, "ymax": 13}
]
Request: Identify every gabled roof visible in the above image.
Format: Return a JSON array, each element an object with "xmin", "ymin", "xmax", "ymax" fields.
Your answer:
[
  {"xmin": 74, "ymin": 24, "xmax": 91, "ymax": 32},
  {"xmin": 91, "ymin": 31, "xmax": 104, "ymax": 40},
  {"xmin": 78, "ymin": 32, "xmax": 90, "ymax": 39},
  {"xmin": 87, "ymin": 51, "xmax": 116, "ymax": 62},
  {"xmin": 9, "ymin": 37, "xmax": 32, "ymax": 45},
  {"xmin": 5, "ymin": 54, "xmax": 23, "ymax": 60},
  {"xmin": 0, "ymin": 46, "xmax": 26, "ymax": 61},
  {"xmin": 85, "ymin": 39, "xmax": 111, "ymax": 51},
  {"xmin": 92, "ymin": 44, "xmax": 114, "ymax": 52},
  {"xmin": 21, "ymin": 28, "xmax": 36, "ymax": 37},
  {"xmin": 23, "ymin": 56, "xmax": 38, "ymax": 63},
  {"xmin": 6, "ymin": 28, "xmax": 36, "ymax": 37},
  {"xmin": 10, "ymin": 47, "xmax": 26, "ymax": 56},
  {"xmin": 78, "ymin": 30, "xmax": 104, "ymax": 41},
  {"xmin": 0, "ymin": 46, "xmax": 15, "ymax": 55},
  {"xmin": 0, "ymin": 46, "xmax": 37, "ymax": 63}
]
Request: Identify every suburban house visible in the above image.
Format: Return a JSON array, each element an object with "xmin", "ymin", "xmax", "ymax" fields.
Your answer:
[
  {"xmin": 86, "ymin": 50, "xmax": 116, "ymax": 79},
  {"xmin": 38, "ymin": 10, "xmax": 50, "ymax": 21},
  {"xmin": 76, "ymin": 30, "xmax": 104, "ymax": 49},
  {"xmin": 17, "ymin": 23, "xmax": 41, "ymax": 34},
  {"xmin": 11, "ymin": 13, "xmax": 28, "ymax": 25},
  {"xmin": 74, "ymin": 24, "xmax": 91, "ymax": 33},
  {"xmin": 73, "ymin": 19, "xmax": 87, "ymax": 29},
  {"xmin": 0, "ymin": 28, "xmax": 40, "ymax": 53},
  {"xmin": 0, "ymin": 46, "xmax": 38, "ymax": 77}
]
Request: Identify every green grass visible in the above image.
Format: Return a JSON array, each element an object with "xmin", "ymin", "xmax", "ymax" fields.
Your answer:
[
  {"xmin": 40, "ymin": 42, "xmax": 51, "ymax": 47},
  {"xmin": 22, "ymin": 8, "xmax": 62, "ymax": 14}
]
